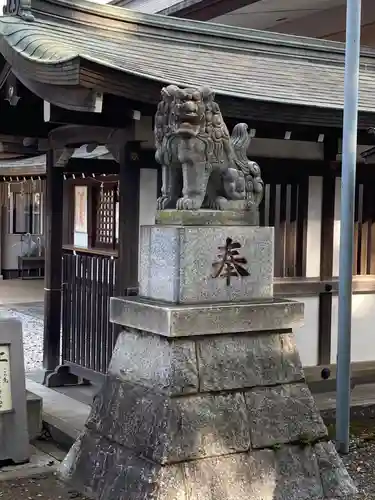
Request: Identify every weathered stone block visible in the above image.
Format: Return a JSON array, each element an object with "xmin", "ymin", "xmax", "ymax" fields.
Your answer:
[
  {"xmin": 87, "ymin": 376, "xmax": 251, "ymax": 464},
  {"xmin": 274, "ymin": 445, "xmax": 324, "ymax": 500},
  {"xmin": 139, "ymin": 225, "xmax": 273, "ymax": 303},
  {"xmin": 246, "ymin": 383, "xmax": 327, "ymax": 448},
  {"xmin": 108, "ymin": 328, "xmax": 198, "ymax": 395},
  {"xmin": 183, "ymin": 450, "xmax": 277, "ymax": 500},
  {"xmin": 86, "ymin": 378, "xmax": 169, "ymax": 463},
  {"xmin": 60, "ymin": 429, "xmax": 186, "ymax": 500},
  {"xmin": 166, "ymin": 392, "xmax": 251, "ymax": 461},
  {"xmin": 197, "ymin": 332, "xmax": 304, "ymax": 391},
  {"xmin": 314, "ymin": 441, "xmax": 358, "ymax": 498}
]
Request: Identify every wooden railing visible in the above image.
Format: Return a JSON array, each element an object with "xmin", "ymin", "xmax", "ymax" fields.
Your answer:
[{"xmin": 274, "ymin": 275, "xmax": 375, "ymax": 297}]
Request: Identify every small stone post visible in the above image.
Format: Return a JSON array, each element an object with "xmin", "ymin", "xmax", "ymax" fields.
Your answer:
[{"xmin": 0, "ymin": 318, "xmax": 29, "ymax": 464}]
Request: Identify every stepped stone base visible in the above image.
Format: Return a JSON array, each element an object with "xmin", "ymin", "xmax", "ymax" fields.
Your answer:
[{"xmin": 60, "ymin": 298, "xmax": 356, "ymax": 500}]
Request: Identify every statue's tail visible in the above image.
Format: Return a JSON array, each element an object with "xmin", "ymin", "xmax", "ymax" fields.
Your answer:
[
  {"xmin": 230, "ymin": 123, "xmax": 264, "ymax": 207},
  {"xmin": 231, "ymin": 123, "xmax": 251, "ymax": 171}
]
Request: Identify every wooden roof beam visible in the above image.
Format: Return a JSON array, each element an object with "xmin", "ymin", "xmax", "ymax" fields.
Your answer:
[
  {"xmin": 43, "ymin": 101, "xmax": 140, "ymax": 128},
  {"xmin": 0, "ymin": 62, "xmax": 11, "ymax": 91},
  {"xmin": 0, "ymin": 133, "xmax": 47, "ymax": 155},
  {"xmin": 159, "ymin": 0, "xmax": 261, "ymax": 21},
  {"xmin": 0, "ymin": 142, "xmax": 42, "ymax": 156}
]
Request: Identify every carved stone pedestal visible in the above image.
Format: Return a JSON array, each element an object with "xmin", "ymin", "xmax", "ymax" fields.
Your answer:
[
  {"xmin": 139, "ymin": 220, "xmax": 273, "ymax": 303},
  {"xmin": 60, "ymin": 214, "xmax": 356, "ymax": 500}
]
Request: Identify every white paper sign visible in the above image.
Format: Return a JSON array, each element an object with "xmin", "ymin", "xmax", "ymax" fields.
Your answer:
[
  {"xmin": 74, "ymin": 186, "xmax": 88, "ymax": 234},
  {"xmin": 0, "ymin": 345, "xmax": 12, "ymax": 413}
]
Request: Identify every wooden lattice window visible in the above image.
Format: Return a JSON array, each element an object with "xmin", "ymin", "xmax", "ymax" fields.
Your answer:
[{"xmin": 95, "ymin": 186, "xmax": 117, "ymax": 249}]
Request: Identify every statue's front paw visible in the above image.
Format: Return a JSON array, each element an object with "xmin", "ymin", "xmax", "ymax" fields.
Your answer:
[
  {"xmin": 214, "ymin": 197, "xmax": 228, "ymax": 210},
  {"xmin": 20, "ymin": 9, "xmax": 35, "ymax": 21},
  {"xmin": 176, "ymin": 197, "xmax": 192, "ymax": 210},
  {"xmin": 176, "ymin": 196, "xmax": 202, "ymax": 210},
  {"xmin": 157, "ymin": 196, "xmax": 170, "ymax": 210}
]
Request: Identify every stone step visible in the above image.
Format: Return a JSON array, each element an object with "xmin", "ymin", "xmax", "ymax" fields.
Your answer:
[
  {"xmin": 27, "ymin": 390, "xmax": 42, "ymax": 441},
  {"xmin": 26, "ymin": 378, "xmax": 90, "ymax": 449}
]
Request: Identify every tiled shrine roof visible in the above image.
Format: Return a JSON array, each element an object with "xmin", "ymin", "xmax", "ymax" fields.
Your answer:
[{"xmin": 0, "ymin": 0, "xmax": 375, "ymax": 111}]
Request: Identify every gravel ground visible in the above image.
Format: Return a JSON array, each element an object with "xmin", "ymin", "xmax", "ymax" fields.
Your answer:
[
  {"xmin": 343, "ymin": 443, "xmax": 375, "ymax": 499},
  {"xmin": 0, "ymin": 474, "xmax": 87, "ymax": 500},
  {"xmin": 330, "ymin": 421, "xmax": 375, "ymax": 499},
  {"xmin": 0, "ymin": 302, "xmax": 44, "ymax": 372}
]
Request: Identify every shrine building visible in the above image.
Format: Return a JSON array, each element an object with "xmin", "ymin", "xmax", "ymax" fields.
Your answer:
[{"xmin": 0, "ymin": 0, "xmax": 374, "ymax": 390}]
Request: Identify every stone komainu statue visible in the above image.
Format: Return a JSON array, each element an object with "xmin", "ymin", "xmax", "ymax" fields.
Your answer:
[{"xmin": 154, "ymin": 85, "xmax": 264, "ymax": 211}]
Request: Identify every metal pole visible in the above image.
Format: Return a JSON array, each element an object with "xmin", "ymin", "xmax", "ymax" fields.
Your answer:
[{"xmin": 336, "ymin": 0, "xmax": 362, "ymax": 454}]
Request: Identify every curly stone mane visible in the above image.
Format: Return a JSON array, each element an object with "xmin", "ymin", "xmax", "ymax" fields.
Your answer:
[
  {"xmin": 154, "ymin": 85, "xmax": 235, "ymax": 166},
  {"xmin": 202, "ymin": 92, "xmax": 233, "ymax": 164},
  {"xmin": 154, "ymin": 85, "xmax": 179, "ymax": 152}
]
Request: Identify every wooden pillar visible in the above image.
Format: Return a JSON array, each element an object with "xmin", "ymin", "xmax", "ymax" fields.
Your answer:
[
  {"xmin": 116, "ymin": 142, "xmax": 141, "ymax": 295},
  {"xmin": 318, "ymin": 139, "xmax": 338, "ymax": 365},
  {"xmin": 43, "ymin": 150, "xmax": 63, "ymax": 373}
]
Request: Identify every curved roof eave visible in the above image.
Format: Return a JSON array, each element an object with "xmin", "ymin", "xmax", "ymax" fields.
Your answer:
[{"xmin": 1, "ymin": 0, "xmax": 375, "ymax": 112}]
